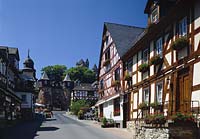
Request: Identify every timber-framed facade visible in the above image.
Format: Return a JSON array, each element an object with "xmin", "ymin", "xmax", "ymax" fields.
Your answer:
[{"xmin": 122, "ymin": 0, "xmax": 200, "ymax": 128}]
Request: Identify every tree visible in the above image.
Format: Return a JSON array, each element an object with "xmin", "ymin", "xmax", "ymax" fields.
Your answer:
[
  {"xmin": 70, "ymin": 100, "xmax": 89, "ymax": 115},
  {"xmin": 41, "ymin": 65, "xmax": 67, "ymax": 81},
  {"xmin": 66, "ymin": 66, "xmax": 96, "ymax": 83}
]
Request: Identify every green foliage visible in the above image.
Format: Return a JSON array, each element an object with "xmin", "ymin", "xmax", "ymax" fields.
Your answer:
[
  {"xmin": 41, "ymin": 65, "xmax": 67, "ymax": 81},
  {"xmin": 149, "ymin": 55, "xmax": 162, "ymax": 65},
  {"xmin": 138, "ymin": 63, "xmax": 149, "ymax": 72},
  {"xmin": 171, "ymin": 37, "xmax": 189, "ymax": 50},
  {"xmin": 70, "ymin": 100, "xmax": 89, "ymax": 115},
  {"xmin": 78, "ymin": 110, "xmax": 84, "ymax": 119},
  {"xmin": 138, "ymin": 102, "xmax": 149, "ymax": 110},
  {"xmin": 66, "ymin": 66, "xmax": 96, "ymax": 83},
  {"xmin": 102, "ymin": 117, "xmax": 107, "ymax": 125},
  {"xmin": 171, "ymin": 112, "xmax": 195, "ymax": 122}
]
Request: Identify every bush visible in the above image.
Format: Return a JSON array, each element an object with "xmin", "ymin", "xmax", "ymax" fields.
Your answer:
[
  {"xmin": 102, "ymin": 117, "xmax": 107, "ymax": 126},
  {"xmin": 78, "ymin": 110, "xmax": 84, "ymax": 120},
  {"xmin": 70, "ymin": 100, "xmax": 89, "ymax": 115}
]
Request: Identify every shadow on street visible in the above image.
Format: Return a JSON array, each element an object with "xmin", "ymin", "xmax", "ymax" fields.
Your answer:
[{"xmin": 0, "ymin": 114, "xmax": 45, "ymax": 139}]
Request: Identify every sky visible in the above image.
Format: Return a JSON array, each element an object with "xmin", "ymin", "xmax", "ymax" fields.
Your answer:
[{"xmin": 0, "ymin": 0, "xmax": 147, "ymax": 78}]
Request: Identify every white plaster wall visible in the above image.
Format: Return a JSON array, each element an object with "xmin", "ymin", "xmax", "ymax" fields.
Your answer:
[
  {"xmin": 133, "ymin": 93, "xmax": 138, "ymax": 109},
  {"xmin": 143, "ymin": 71, "xmax": 148, "ymax": 79},
  {"xmin": 193, "ymin": 62, "xmax": 200, "ymax": 86},
  {"xmin": 138, "ymin": 72, "xmax": 141, "ymax": 83},
  {"xmin": 194, "ymin": 33, "xmax": 200, "ymax": 51},
  {"xmin": 194, "ymin": 0, "xmax": 200, "ymax": 30},
  {"xmin": 103, "ymin": 98, "xmax": 123, "ymax": 121},
  {"xmin": 150, "ymin": 65, "xmax": 154, "ymax": 76},
  {"xmin": 133, "ymin": 54, "xmax": 137, "ymax": 72},
  {"xmin": 173, "ymin": 51, "xmax": 176, "ymax": 63},
  {"xmin": 165, "ymin": 93, "xmax": 169, "ymax": 102},
  {"xmin": 151, "ymin": 83, "xmax": 155, "ymax": 103},
  {"xmin": 150, "ymin": 41, "xmax": 154, "ymax": 58},
  {"xmin": 133, "ymin": 111, "xmax": 137, "ymax": 119},
  {"xmin": 165, "ymin": 52, "xmax": 172, "ymax": 66},
  {"xmin": 192, "ymin": 91, "xmax": 200, "ymax": 107},
  {"xmin": 138, "ymin": 88, "xmax": 143, "ymax": 105}
]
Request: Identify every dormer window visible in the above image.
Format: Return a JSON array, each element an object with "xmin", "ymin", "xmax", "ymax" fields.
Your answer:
[
  {"xmin": 151, "ymin": 7, "xmax": 159, "ymax": 23},
  {"xmin": 179, "ymin": 17, "xmax": 187, "ymax": 36}
]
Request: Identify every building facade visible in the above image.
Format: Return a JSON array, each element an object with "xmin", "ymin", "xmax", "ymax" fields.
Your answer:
[
  {"xmin": 120, "ymin": 0, "xmax": 200, "ymax": 136},
  {"xmin": 96, "ymin": 23, "xmax": 144, "ymax": 128}
]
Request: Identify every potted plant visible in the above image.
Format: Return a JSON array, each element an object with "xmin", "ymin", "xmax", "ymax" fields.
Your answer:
[
  {"xmin": 124, "ymin": 72, "xmax": 132, "ymax": 81},
  {"xmin": 103, "ymin": 59, "xmax": 110, "ymax": 66},
  {"xmin": 152, "ymin": 114, "xmax": 166, "ymax": 124},
  {"xmin": 138, "ymin": 102, "xmax": 149, "ymax": 110},
  {"xmin": 144, "ymin": 114, "xmax": 154, "ymax": 124},
  {"xmin": 150, "ymin": 102, "xmax": 162, "ymax": 110},
  {"xmin": 138, "ymin": 63, "xmax": 149, "ymax": 72},
  {"xmin": 111, "ymin": 80, "xmax": 120, "ymax": 87},
  {"xmin": 78, "ymin": 110, "xmax": 84, "ymax": 120},
  {"xmin": 149, "ymin": 55, "xmax": 162, "ymax": 65},
  {"xmin": 171, "ymin": 36, "xmax": 189, "ymax": 50},
  {"xmin": 101, "ymin": 117, "xmax": 107, "ymax": 128},
  {"xmin": 171, "ymin": 113, "xmax": 195, "ymax": 123}
]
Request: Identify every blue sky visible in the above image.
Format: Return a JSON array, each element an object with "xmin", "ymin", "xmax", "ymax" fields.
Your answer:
[{"xmin": 0, "ymin": 0, "xmax": 147, "ymax": 78}]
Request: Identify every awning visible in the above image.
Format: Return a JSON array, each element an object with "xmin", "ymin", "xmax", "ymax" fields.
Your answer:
[
  {"xmin": 95, "ymin": 99, "xmax": 105, "ymax": 106},
  {"xmin": 95, "ymin": 93, "xmax": 120, "ymax": 106}
]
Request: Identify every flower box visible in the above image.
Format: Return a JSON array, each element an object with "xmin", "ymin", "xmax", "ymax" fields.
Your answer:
[
  {"xmin": 103, "ymin": 59, "xmax": 110, "ymax": 66},
  {"xmin": 124, "ymin": 72, "xmax": 132, "ymax": 81},
  {"xmin": 171, "ymin": 112, "xmax": 196, "ymax": 123},
  {"xmin": 150, "ymin": 102, "xmax": 162, "ymax": 110},
  {"xmin": 171, "ymin": 37, "xmax": 189, "ymax": 50},
  {"xmin": 138, "ymin": 102, "xmax": 149, "ymax": 110},
  {"xmin": 149, "ymin": 55, "xmax": 162, "ymax": 66},
  {"xmin": 138, "ymin": 63, "xmax": 149, "ymax": 72},
  {"xmin": 111, "ymin": 80, "xmax": 120, "ymax": 87}
]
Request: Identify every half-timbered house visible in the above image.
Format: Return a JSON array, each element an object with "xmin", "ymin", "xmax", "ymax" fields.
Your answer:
[
  {"xmin": 122, "ymin": 0, "xmax": 200, "ymax": 136},
  {"xmin": 96, "ymin": 22, "xmax": 144, "ymax": 128}
]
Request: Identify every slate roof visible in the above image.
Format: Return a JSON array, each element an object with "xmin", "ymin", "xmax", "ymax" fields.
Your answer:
[
  {"xmin": 40, "ymin": 71, "xmax": 49, "ymax": 80},
  {"xmin": 63, "ymin": 74, "xmax": 71, "ymax": 81},
  {"xmin": 8, "ymin": 47, "xmax": 20, "ymax": 60},
  {"xmin": 73, "ymin": 83, "xmax": 96, "ymax": 91},
  {"xmin": 104, "ymin": 22, "xmax": 145, "ymax": 57}
]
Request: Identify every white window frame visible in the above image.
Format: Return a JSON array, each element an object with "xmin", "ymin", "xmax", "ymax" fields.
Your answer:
[
  {"xmin": 151, "ymin": 7, "xmax": 159, "ymax": 23},
  {"xmin": 156, "ymin": 82, "xmax": 163, "ymax": 103},
  {"xmin": 143, "ymin": 49, "xmax": 149, "ymax": 63},
  {"xmin": 179, "ymin": 17, "xmax": 187, "ymax": 36},
  {"xmin": 156, "ymin": 37, "xmax": 163, "ymax": 56},
  {"xmin": 143, "ymin": 88, "xmax": 149, "ymax": 103}
]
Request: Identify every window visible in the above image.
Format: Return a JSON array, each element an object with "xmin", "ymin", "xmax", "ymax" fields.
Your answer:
[
  {"xmin": 179, "ymin": 17, "xmax": 187, "ymax": 36},
  {"xmin": 156, "ymin": 37, "xmax": 163, "ymax": 56},
  {"xmin": 21, "ymin": 95, "xmax": 27, "ymax": 103},
  {"xmin": 143, "ymin": 49, "xmax": 149, "ymax": 63},
  {"xmin": 113, "ymin": 97, "xmax": 120, "ymax": 116},
  {"xmin": 105, "ymin": 36, "xmax": 109, "ymax": 45},
  {"xmin": 105, "ymin": 48, "xmax": 110, "ymax": 60},
  {"xmin": 115, "ymin": 68, "xmax": 120, "ymax": 81},
  {"xmin": 126, "ymin": 58, "xmax": 133, "ymax": 73},
  {"xmin": 100, "ymin": 79, "xmax": 104, "ymax": 90},
  {"xmin": 143, "ymin": 88, "xmax": 149, "ymax": 103},
  {"xmin": 156, "ymin": 83, "xmax": 163, "ymax": 103},
  {"xmin": 151, "ymin": 7, "xmax": 159, "ymax": 23}
]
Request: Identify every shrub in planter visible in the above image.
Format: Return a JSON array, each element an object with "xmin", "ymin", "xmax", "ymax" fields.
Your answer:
[
  {"xmin": 171, "ymin": 37, "xmax": 189, "ymax": 50},
  {"xmin": 171, "ymin": 112, "xmax": 195, "ymax": 123},
  {"xmin": 138, "ymin": 102, "xmax": 149, "ymax": 110},
  {"xmin": 150, "ymin": 102, "xmax": 162, "ymax": 110},
  {"xmin": 103, "ymin": 59, "xmax": 110, "ymax": 66},
  {"xmin": 149, "ymin": 55, "xmax": 162, "ymax": 65},
  {"xmin": 78, "ymin": 110, "xmax": 84, "ymax": 120},
  {"xmin": 144, "ymin": 114, "xmax": 154, "ymax": 124},
  {"xmin": 138, "ymin": 63, "xmax": 149, "ymax": 72},
  {"xmin": 152, "ymin": 114, "xmax": 166, "ymax": 124}
]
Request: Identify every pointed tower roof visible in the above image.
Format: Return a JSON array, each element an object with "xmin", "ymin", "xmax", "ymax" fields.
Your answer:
[
  {"xmin": 40, "ymin": 71, "xmax": 49, "ymax": 80},
  {"xmin": 63, "ymin": 74, "xmax": 71, "ymax": 82}
]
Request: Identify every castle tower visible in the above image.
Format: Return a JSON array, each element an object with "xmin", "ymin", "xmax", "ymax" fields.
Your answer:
[
  {"xmin": 63, "ymin": 74, "xmax": 74, "ymax": 111},
  {"xmin": 37, "ymin": 71, "xmax": 52, "ymax": 109}
]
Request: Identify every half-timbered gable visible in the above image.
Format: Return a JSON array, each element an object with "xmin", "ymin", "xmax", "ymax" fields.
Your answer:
[{"xmin": 97, "ymin": 22, "xmax": 144, "ymax": 128}]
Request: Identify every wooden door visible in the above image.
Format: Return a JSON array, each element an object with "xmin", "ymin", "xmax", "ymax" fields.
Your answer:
[{"xmin": 176, "ymin": 74, "xmax": 190, "ymax": 113}]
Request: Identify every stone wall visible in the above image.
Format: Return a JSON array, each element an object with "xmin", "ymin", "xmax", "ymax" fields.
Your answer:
[{"xmin": 136, "ymin": 127, "xmax": 169, "ymax": 139}]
